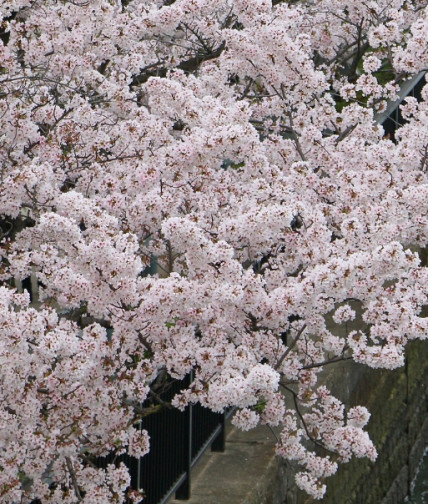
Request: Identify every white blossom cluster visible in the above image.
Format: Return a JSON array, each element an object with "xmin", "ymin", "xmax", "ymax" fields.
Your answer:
[{"xmin": 0, "ymin": 0, "xmax": 427, "ymax": 501}]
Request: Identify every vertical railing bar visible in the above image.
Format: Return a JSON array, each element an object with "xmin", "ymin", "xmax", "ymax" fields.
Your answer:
[
  {"xmin": 211, "ymin": 413, "xmax": 226, "ymax": 453},
  {"xmin": 136, "ymin": 419, "xmax": 142, "ymax": 491},
  {"xmin": 175, "ymin": 374, "xmax": 193, "ymax": 500}
]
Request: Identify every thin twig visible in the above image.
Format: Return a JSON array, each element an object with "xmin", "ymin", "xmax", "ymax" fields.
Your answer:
[
  {"xmin": 301, "ymin": 356, "xmax": 352, "ymax": 370},
  {"xmin": 282, "ymin": 385, "xmax": 337, "ymax": 456}
]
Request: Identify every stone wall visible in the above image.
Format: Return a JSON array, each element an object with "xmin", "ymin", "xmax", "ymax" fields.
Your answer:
[{"xmin": 280, "ymin": 339, "xmax": 428, "ymax": 504}]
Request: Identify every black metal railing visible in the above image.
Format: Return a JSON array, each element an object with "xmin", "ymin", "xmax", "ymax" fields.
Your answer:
[
  {"xmin": 96, "ymin": 374, "xmax": 229, "ymax": 504},
  {"xmin": 376, "ymin": 71, "xmax": 426, "ymax": 140}
]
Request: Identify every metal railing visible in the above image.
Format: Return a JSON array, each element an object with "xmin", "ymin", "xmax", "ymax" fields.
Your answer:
[
  {"xmin": 376, "ymin": 71, "xmax": 426, "ymax": 140},
  {"xmin": 96, "ymin": 374, "xmax": 230, "ymax": 504}
]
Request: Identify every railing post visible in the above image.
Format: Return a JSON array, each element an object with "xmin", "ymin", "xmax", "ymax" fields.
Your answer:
[
  {"xmin": 136, "ymin": 420, "xmax": 142, "ymax": 492},
  {"xmin": 175, "ymin": 403, "xmax": 192, "ymax": 500},
  {"xmin": 211, "ymin": 413, "xmax": 226, "ymax": 452}
]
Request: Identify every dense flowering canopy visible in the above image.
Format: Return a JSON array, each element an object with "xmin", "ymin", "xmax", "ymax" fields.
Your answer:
[{"xmin": 0, "ymin": 0, "xmax": 427, "ymax": 501}]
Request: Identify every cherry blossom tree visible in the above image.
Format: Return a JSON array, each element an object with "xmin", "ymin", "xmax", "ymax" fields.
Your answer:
[{"xmin": 0, "ymin": 0, "xmax": 427, "ymax": 501}]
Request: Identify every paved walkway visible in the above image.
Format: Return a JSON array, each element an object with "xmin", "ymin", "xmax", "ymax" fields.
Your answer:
[{"xmin": 168, "ymin": 420, "xmax": 283, "ymax": 504}]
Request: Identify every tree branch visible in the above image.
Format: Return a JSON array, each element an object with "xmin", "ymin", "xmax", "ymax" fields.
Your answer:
[
  {"xmin": 275, "ymin": 324, "xmax": 307, "ymax": 370},
  {"xmin": 301, "ymin": 356, "xmax": 352, "ymax": 370},
  {"xmin": 65, "ymin": 457, "xmax": 83, "ymax": 502},
  {"xmin": 131, "ymin": 41, "xmax": 226, "ymax": 87}
]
